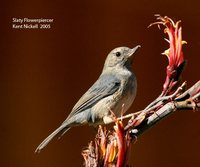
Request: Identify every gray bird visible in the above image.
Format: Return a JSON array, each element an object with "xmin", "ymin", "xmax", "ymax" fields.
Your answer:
[{"xmin": 35, "ymin": 45, "xmax": 140, "ymax": 153}]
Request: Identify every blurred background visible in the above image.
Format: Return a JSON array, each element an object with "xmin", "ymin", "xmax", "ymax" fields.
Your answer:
[{"xmin": 0, "ymin": 0, "xmax": 200, "ymax": 167}]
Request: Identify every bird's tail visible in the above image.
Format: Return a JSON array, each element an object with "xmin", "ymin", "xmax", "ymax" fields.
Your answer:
[{"xmin": 35, "ymin": 125, "xmax": 71, "ymax": 153}]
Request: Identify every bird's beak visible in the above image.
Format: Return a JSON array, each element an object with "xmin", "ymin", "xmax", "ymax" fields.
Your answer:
[{"xmin": 128, "ymin": 45, "xmax": 141, "ymax": 58}]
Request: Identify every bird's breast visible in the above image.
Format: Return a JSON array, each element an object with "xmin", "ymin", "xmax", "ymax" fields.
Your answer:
[{"xmin": 113, "ymin": 73, "xmax": 137, "ymax": 115}]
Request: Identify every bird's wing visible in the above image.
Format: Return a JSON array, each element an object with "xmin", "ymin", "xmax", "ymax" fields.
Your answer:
[{"xmin": 66, "ymin": 74, "xmax": 121, "ymax": 119}]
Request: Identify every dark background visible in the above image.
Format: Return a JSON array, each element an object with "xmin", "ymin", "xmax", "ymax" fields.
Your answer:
[{"xmin": 0, "ymin": 0, "xmax": 200, "ymax": 167}]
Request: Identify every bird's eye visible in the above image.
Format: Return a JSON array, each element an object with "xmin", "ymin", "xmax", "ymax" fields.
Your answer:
[{"xmin": 115, "ymin": 52, "xmax": 121, "ymax": 57}]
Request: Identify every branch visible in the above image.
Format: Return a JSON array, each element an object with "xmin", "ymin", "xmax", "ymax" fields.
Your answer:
[{"xmin": 130, "ymin": 82, "xmax": 200, "ymax": 136}]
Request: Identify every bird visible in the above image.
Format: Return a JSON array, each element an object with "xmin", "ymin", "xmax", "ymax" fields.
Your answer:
[{"xmin": 35, "ymin": 45, "xmax": 140, "ymax": 153}]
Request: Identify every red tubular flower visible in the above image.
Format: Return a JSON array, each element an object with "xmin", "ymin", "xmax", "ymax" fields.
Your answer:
[
  {"xmin": 149, "ymin": 15, "xmax": 186, "ymax": 95},
  {"xmin": 103, "ymin": 120, "xmax": 129, "ymax": 167},
  {"xmin": 114, "ymin": 121, "xmax": 125, "ymax": 167},
  {"xmin": 82, "ymin": 120, "xmax": 132, "ymax": 167}
]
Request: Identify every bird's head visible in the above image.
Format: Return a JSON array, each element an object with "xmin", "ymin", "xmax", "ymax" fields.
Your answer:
[{"xmin": 103, "ymin": 45, "xmax": 140, "ymax": 70}]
